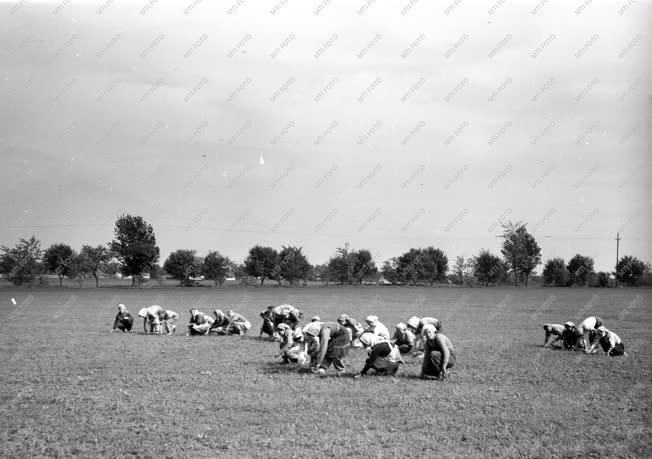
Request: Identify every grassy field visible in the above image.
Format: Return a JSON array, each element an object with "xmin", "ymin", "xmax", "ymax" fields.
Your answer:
[{"xmin": 0, "ymin": 286, "xmax": 650, "ymax": 457}]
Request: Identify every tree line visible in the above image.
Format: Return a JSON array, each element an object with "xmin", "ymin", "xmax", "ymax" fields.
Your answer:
[{"xmin": 1, "ymin": 214, "xmax": 649, "ymax": 288}]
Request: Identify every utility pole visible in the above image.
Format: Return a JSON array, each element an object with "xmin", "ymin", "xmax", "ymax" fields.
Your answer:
[{"xmin": 615, "ymin": 232, "xmax": 621, "ymax": 272}]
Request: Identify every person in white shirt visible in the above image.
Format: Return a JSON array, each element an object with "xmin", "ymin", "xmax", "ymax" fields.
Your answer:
[
  {"xmin": 275, "ymin": 323, "xmax": 307, "ymax": 364},
  {"xmin": 593, "ymin": 326, "xmax": 626, "ymax": 356},
  {"xmin": 576, "ymin": 316, "xmax": 604, "ymax": 353},
  {"xmin": 161, "ymin": 310, "xmax": 178, "ymax": 334},
  {"xmin": 543, "ymin": 323, "xmax": 565, "ymax": 347},
  {"xmin": 364, "ymin": 315, "xmax": 390, "ymax": 341},
  {"xmin": 187, "ymin": 307, "xmax": 215, "ymax": 335},
  {"xmin": 355, "ymin": 332, "xmax": 404, "ymax": 377},
  {"xmin": 226, "ymin": 310, "xmax": 251, "ymax": 335},
  {"xmin": 138, "ymin": 305, "xmax": 165, "ymax": 334}
]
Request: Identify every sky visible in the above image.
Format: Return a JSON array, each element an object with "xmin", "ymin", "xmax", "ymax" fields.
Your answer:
[{"xmin": 0, "ymin": 0, "xmax": 650, "ymax": 272}]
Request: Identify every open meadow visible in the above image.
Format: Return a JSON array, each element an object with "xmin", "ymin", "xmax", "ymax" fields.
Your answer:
[{"xmin": 0, "ymin": 286, "xmax": 650, "ymax": 458}]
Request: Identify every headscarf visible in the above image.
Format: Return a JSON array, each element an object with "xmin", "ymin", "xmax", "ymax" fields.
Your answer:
[
  {"xmin": 337, "ymin": 314, "xmax": 349, "ymax": 325},
  {"xmin": 366, "ymin": 315, "xmax": 378, "ymax": 325},
  {"xmin": 358, "ymin": 332, "xmax": 378, "ymax": 348},
  {"xmin": 138, "ymin": 307, "xmax": 148, "ymax": 318},
  {"xmin": 396, "ymin": 322, "xmax": 407, "ymax": 331},
  {"xmin": 118, "ymin": 304, "xmax": 126, "ymax": 314},
  {"xmin": 302, "ymin": 321, "xmax": 322, "ymax": 337},
  {"xmin": 407, "ymin": 316, "xmax": 420, "ymax": 330},
  {"xmin": 421, "ymin": 324, "xmax": 437, "ymax": 340}
]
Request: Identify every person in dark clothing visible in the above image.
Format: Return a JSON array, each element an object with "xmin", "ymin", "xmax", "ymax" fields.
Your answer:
[
  {"xmin": 421, "ymin": 324, "xmax": 456, "ymax": 379},
  {"xmin": 315, "ymin": 322, "xmax": 352, "ymax": 376},
  {"xmin": 111, "ymin": 304, "xmax": 134, "ymax": 332}
]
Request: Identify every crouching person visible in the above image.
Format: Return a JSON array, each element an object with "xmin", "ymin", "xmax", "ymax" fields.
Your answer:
[
  {"xmin": 259, "ymin": 306, "xmax": 276, "ymax": 338},
  {"xmin": 210, "ymin": 309, "xmax": 231, "ymax": 334},
  {"xmin": 314, "ymin": 322, "xmax": 352, "ymax": 377},
  {"xmin": 188, "ymin": 307, "xmax": 215, "ymax": 335},
  {"xmin": 562, "ymin": 322, "xmax": 579, "ymax": 349},
  {"xmin": 356, "ymin": 332, "xmax": 403, "ymax": 377},
  {"xmin": 421, "ymin": 324, "xmax": 456, "ymax": 380},
  {"xmin": 577, "ymin": 316, "xmax": 605, "ymax": 353},
  {"xmin": 162, "ymin": 310, "xmax": 178, "ymax": 334},
  {"xmin": 595, "ymin": 326, "xmax": 626, "ymax": 356},
  {"xmin": 543, "ymin": 323, "xmax": 565, "ymax": 347},
  {"xmin": 276, "ymin": 323, "xmax": 307, "ymax": 364},
  {"xmin": 111, "ymin": 304, "xmax": 134, "ymax": 332},
  {"xmin": 138, "ymin": 305, "xmax": 165, "ymax": 334},
  {"xmin": 392, "ymin": 322, "xmax": 416, "ymax": 354},
  {"xmin": 302, "ymin": 321, "xmax": 322, "ymax": 368},
  {"xmin": 226, "ymin": 310, "xmax": 251, "ymax": 335}
]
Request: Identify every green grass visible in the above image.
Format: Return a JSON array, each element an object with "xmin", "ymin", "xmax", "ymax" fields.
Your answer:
[{"xmin": 0, "ymin": 287, "xmax": 650, "ymax": 457}]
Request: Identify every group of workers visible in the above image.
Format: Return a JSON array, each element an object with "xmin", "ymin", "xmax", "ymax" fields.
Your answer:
[
  {"xmin": 110, "ymin": 302, "xmax": 455, "ymax": 379},
  {"xmin": 110, "ymin": 304, "xmax": 252, "ymax": 336},
  {"xmin": 260, "ymin": 305, "xmax": 455, "ymax": 379},
  {"xmin": 542, "ymin": 315, "xmax": 626, "ymax": 356}
]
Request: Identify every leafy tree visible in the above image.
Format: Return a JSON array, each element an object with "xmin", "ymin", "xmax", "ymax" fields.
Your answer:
[
  {"xmin": 542, "ymin": 258, "xmax": 569, "ymax": 287},
  {"xmin": 500, "ymin": 221, "xmax": 541, "ymax": 286},
  {"xmin": 163, "ymin": 249, "xmax": 202, "ymax": 286},
  {"xmin": 78, "ymin": 245, "xmax": 111, "ymax": 288},
  {"xmin": 244, "ymin": 245, "xmax": 279, "ymax": 285},
  {"xmin": 202, "ymin": 251, "xmax": 232, "ymax": 286},
  {"xmin": 103, "ymin": 261, "xmax": 119, "ymax": 277},
  {"xmin": 43, "ymin": 243, "xmax": 76, "ymax": 287},
  {"xmin": 451, "ymin": 256, "xmax": 474, "ymax": 285},
  {"xmin": 419, "ymin": 247, "xmax": 448, "ymax": 285},
  {"xmin": 278, "ymin": 246, "xmax": 312, "ymax": 285},
  {"xmin": 352, "ymin": 249, "xmax": 378, "ymax": 284},
  {"xmin": 566, "ymin": 254, "xmax": 594, "ymax": 286},
  {"xmin": 312, "ymin": 264, "xmax": 330, "ymax": 283},
  {"xmin": 397, "ymin": 248, "xmax": 422, "ymax": 286},
  {"xmin": 0, "ymin": 236, "xmax": 43, "ymax": 286},
  {"xmin": 594, "ymin": 271, "xmax": 610, "ymax": 288},
  {"xmin": 326, "ymin": 243, "xmax": 357, "ymax": 285},
  {"xmin": 473, "ymin": 250, "xmax": 503, "ymax": 286},
  {"xmin": 111, "ymin": 214, "xmax": 160, "ymax": 286},
  {"xmin": 380, "ymin": 258, "xmax": 400, "ymax": 285},
  {"xmin": 616, "ymin": 255, "xmax": 649, "ymax": 286}
]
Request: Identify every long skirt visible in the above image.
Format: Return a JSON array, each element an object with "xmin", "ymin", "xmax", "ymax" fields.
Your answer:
[{"xmin": 422, "ymin": 350, "xmax": 456, "ymax": 377}]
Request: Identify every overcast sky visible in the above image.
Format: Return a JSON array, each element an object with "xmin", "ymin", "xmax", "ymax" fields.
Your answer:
[{"xmin": 1, "ymin": 0, "xmax": 650, "ymax": 271}]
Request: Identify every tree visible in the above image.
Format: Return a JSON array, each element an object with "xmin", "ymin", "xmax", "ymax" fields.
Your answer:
[
  {"xmin": 312, "ymin": 264, "xmax": 330, "ymax": 283},
  {"xmin": 244, "ymin": 245, "xmax": 279, "ymax": 285},
  {"xmin": 473, "ymin": 250, "xmax": 503, "ymax": 286},
  {"xmin": 163, "ymin": 249, "xmax": 202, "ymax": 286},
  {"xmin": 451, "ymin": 256, "xmax": 474, "ymax": 285},
  {"xmin": 594, "ymin": 271, "xmax": 610, "ymax": 288},
  {"xmin": 0, "ymin": 236, "xmax": 43, "ymax": 286},
  {"xmin": 278, "ymin": 246, "xmax": 312, "ymax": 285},
  {"xmin": 396, "ymin": 248, "xmax": 422, "ymax": 285},
  {"xmin": 111, "ymin": 214, "xmax": 160, "ymax": 286},
  {"xmin": 43, "ymin": 243, "xmax": 76, "ymax": 287},
  {"xmin": 103, "ymin": 261, "xmax": 119, "ymax": 277},
  {"xmin": 326, "ymin": 243, "xmax": 357, "ymax": 285},
  {"xmin": 78, "ymin": 245, "xmax": 111, "ymax": 288},
  {"xmin": 352, "ymin": 249, "xmax": 378, "ymax": 284},
  {"xmin": 380, "ymin": 258, "xmax": 400, "ymax": 285},
  {"xmin": 616, "ymin": 255, "xmax": 649, "ymax": 286},
  {"xmin": 202, "ymin": 251, "xmax": 232, "ymax": 286},
  {"xmin": 566, "ymin": 254, "xmax": 594, "ymax": 286},
  {"xmin": 542, "ymin": 258, "xmax": 569, "ymax": 287},
  {"xmin": 500, "ymin": 221, "xmax": 541, "ymax": 286},
  {"xmin": 419, "ymin": 247, "xmax": 448, "ymax": 285}
]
